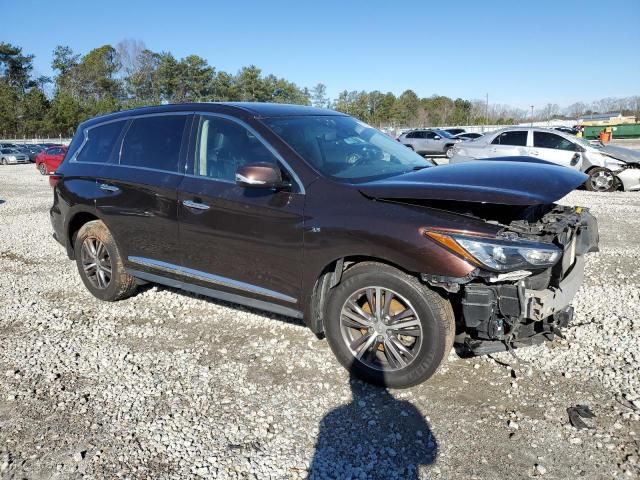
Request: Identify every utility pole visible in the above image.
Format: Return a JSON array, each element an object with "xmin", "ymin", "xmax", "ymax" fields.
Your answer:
[
  {"xmin": 530, "ymin": 105, "xmax": 534, "ymax": 127},
  {"xmin": 485, "ymin": 93, "xmax": 489, "ymax": 131}
]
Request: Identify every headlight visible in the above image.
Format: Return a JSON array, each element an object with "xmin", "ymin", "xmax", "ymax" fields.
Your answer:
[
  {"xmin": 425, "ymin": 231, "xmax": 561, "ymax": 272},
  {"xmin": 8, "ymin": 155, "xmax": 16, "ymax": 161}
]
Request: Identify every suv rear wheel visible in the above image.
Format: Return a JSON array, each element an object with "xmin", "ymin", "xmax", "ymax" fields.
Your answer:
[
  {"xmin": 74, "ymin": 220, "xmax": 137, "ymax": 301},
  {"xmin": 324, "ymin": 262, "xmax": 454, "ymax": 388}
]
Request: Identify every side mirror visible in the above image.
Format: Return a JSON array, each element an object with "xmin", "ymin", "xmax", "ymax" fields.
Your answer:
[
  {"xmin": 235, "ymin": 163, "xmax": 288, "ymax": 189},
  {"xmin": 433, "ymin": 135, "xmax": 441, "ymax": 140}
]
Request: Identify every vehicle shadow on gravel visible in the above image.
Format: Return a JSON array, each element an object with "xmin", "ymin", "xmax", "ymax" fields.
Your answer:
[{"xmin": 309, "ymin": 370, "xmax": 437, "ymax": 479}]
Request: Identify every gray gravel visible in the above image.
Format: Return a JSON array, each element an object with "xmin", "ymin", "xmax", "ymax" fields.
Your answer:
[{"xmin": 1, "ymin": 164, "xmax": 639, "ymax": 479}]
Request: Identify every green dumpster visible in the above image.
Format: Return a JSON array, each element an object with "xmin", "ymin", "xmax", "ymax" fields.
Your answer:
[{"xmin": 584, "ymin": 124, "xmax": 640, "ymax": 140}]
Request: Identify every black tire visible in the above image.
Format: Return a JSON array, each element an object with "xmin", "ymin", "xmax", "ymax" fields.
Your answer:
[
  {"xmin": 1, "ymin": 158, "xmax": 6, "ymax": 165},
  {"xmin": 324, "ymin": 262, "xmax": 455, "ymax": 388},
  {"xmin": 38, "ymin": 163, "xmax": 48, "ymax": 175},
  {"xmin": 445, "ymin": 145, "xmax": 455, "ymax": 159},
  {"xmin": 74, "ymin": 220, "xmax": 137, "ymax": 301},
  {"xmin": 585, "ymin": 167, "xmax": 616, "ymax": 192}
]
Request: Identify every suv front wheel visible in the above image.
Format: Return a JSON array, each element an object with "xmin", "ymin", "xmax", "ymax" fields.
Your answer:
[
  {"xmin": 324, "ymin": 262, "xmax": 455, "ymax": 388},
  {"xmin": 74, "ymin": 220, "xmax": 138, "ymax": 301}
]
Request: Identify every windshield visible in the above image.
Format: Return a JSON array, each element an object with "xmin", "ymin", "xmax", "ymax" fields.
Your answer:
[
  {"xmin": 574, "ymin": 136, "xmax": 600, "ymax": 149},
  {"xmin": 263, "ymin": 115, "xmax": 434, "ymax": 182},
  {"xmin": 435, "ymin": 130, "xmax": 455, "ymax": 139},
  {"xmin": 1, "ymin": 148, "xmax": 17, "ymax": 154}
]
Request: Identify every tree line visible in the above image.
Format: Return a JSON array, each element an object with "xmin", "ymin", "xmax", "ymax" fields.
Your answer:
[{"xmin": 1, "ymin": 40, "xmax": 639, "ymax": 138}]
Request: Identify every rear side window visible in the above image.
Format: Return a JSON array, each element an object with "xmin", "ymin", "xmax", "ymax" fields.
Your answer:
[
  {"xmin": 492, "ymin": 131, "xmax": 527, "ymax": 146},
  {"xmin": 120, "ymin": 115, "xmax": 187, "ymax": 172},
  {"xmin": 76, "ymin": 121, "xmax": 126, "ymax": 163},
  {"xmin": 533, "ymin": 132, "xmax": 575, "ymax": 151}
]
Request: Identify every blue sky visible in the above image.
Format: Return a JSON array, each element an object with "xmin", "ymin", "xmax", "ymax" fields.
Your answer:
[{"xmin": 3, "ymin": 0, "xmax": 639, "ymax": 108}]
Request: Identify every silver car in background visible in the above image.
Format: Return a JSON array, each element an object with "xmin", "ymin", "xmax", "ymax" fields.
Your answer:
[
  {"xmin": 0, "ymin": 148, "xmax": 30, "ymax": 165},
  {"xmin": 398, "ymin": 128, "xmax": 462, "ymax": 158},
  {"xmin": 449, "ymin": 127, "xmax": 640, "ymax": 192}
]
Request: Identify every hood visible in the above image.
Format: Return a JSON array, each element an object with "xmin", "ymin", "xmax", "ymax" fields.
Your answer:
[
  {"xmin": 358, "ymin": 160, "xmax": 587, "ymax": 206},
  {"xmin": 598, "ymin": 144, "xmax": 640, "ymax": 164}
]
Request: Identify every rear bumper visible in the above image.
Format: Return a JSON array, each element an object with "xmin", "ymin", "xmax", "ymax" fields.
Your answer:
[{"xmin": 49, "ymin": 205, "xmax": 65, "ymax": 248}]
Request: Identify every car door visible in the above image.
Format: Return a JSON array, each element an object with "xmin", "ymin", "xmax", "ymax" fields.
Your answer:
[
  {"xmin": 530, "ymin": 131, "xmax": 581, "ymax": 169},
  {"xmin": 177, "ymin": 113, "xmax": 305, "ymax": 307},
  {"xmin": 487, "ymin": 130, "xmax": 529, "ymax": 158},
  {"xmin": 401, "ymin": 131, "xmax": 420, "ymax": 151},
  {"xmin": 423, "ymin": 131, "xmax": 441, "ymax": 154},
  {"xmin": 95, "ymin": 113, "xmax": 191, "ymax": 267}
]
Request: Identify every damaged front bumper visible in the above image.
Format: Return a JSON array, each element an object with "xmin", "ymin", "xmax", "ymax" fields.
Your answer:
[
  {"xmin": 434, "ymin": 207, "xmax": 599, "ymax": 355},
  {"xmin": 460, "ymin": 258, "xmax": 584, "ymax": 355},
  {"xmin": 616, "ymin": 166, "xmax": 640, "ymax": 192}
]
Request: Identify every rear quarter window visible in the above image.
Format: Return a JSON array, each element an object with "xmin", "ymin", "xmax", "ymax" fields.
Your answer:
[{"xmin": 75, "ymin": 121, "xmax": 127, "ymax": 163}]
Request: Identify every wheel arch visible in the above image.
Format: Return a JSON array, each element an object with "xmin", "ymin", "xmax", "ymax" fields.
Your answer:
[
  {"xmin": 65, "ymin": 210, "xmax": 102, "ymax": 259},
  {"xmin": 306, "ymin": 255, "xmax": 419, "ymax": 336},
  {"xmin": 583, "ymin": 165, "xmax": 622, "ymax": 192}
]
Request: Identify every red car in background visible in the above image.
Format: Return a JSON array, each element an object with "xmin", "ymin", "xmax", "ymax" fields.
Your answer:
[{"xmin": 35, "ymin": 146, "xmax": 67, "ymax": 175}]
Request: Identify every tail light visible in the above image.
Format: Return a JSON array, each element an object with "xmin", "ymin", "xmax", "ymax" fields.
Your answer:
[{"xmin": 49, "ymin": 174, "xmax": 62, "ymax": 188}]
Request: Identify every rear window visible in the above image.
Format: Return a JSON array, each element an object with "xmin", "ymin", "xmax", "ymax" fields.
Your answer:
[
  {"xmin": 76, "ymin": 121, "xmax": 126, "ymax": 163},
  {"xmin": 120, "ymin": 115, "xmax": 187, "ymax": 172},
  {"xmin": 491, "ymin": 131, "xmax": 527, "ymax": 146}
]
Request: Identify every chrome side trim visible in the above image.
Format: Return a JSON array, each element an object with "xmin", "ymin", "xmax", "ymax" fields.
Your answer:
[
  {"xmin": 126, "ymin": 269, "xmax": 303, "ymax": 319},
  {"xmin": 128, "ymin": 256, "xmax": 297, "ymax": 304}
]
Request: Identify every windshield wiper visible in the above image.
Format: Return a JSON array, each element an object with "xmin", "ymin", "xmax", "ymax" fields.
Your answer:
[{"xmin": 412, "ymin": 165, "xmax": 430, "ymax": 171}]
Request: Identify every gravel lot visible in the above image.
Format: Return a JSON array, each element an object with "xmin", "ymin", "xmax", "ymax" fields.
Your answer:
[{"xmin": 1, "ymin": 165, "xmax": 639, "ymax": 479}]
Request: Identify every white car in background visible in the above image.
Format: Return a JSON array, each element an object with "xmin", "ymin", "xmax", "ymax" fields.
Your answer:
[{"xmin": 449, "ymin": 127, "xmax": 640, "ymax": 192}]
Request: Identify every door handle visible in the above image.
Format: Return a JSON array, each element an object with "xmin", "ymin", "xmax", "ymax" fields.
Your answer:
[
  {"xmin": 529, "ymin": 150, "xmax": 539, "ymax": 156},
  {"xmin": 183, "ymin": 200, "xmax": 210, "ymax": 211},
  {"xmin": 99, "ymin": 183, "xmax": 120, "ymax": 193}
]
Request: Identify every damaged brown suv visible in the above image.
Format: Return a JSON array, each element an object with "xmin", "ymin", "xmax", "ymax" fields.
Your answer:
[{"xmin": 50, "ymin": 103, "xmax": 599, "ymax": 388}]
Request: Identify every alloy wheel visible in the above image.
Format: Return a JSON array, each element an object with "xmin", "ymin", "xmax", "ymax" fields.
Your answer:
[
  {"xmin": 80, "ymin": 237, "xmax": 112, "ymax": 289},
  {"xmin": 445, "ymin": 147, "xmax": 454, "ymax": 158},
  {"xmin": 339, "ymin": 286, "xmax": 423, "ymax": 372},
  {"xmin": 590, "ymin": 170, "xmax": 614, "ymax": 192}
]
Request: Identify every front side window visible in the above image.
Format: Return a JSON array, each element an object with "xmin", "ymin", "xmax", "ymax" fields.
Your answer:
[
  {"xmin": 76, "ymin": 121, "xmax": 127, "ymax": 163},
  {"xmin": 263, "ymin": 115, "xmax": 434, "ymax": 182},
  {"xmin": 194, "ymin": 115, "xmax": 279, "ymax": 182},
  {"xmin": 491, "ymin": 131, "xmax": 528, "ymax": 146},
  {"xmin": 533, "ymin": 132, "xmax": 576, "ymax": 151},
  {"xmin": 120, "ymin": 115, "xmax": 187, "ymax": 172}
]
